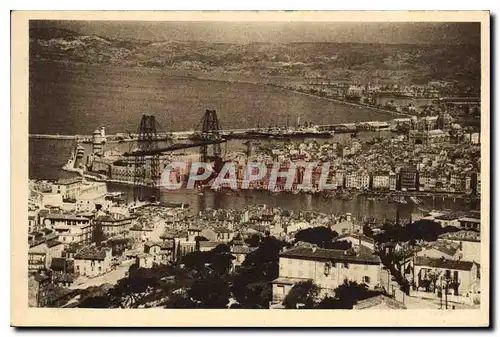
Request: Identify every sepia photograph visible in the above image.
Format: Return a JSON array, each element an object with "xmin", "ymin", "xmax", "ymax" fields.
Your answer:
[{"xmin": 11, "ymin": 11, "xmax": 490, "ymax": 327}]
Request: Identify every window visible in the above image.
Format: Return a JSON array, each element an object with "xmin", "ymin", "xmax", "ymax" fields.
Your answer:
[
  {"xmin": 324, "ymin": 263, "xmax": 331, "ymax": 276},
  {"xmin": 344, "ymin": 262, "xmax": 349, "ymax": 269},
  {"xmin": 362, "ymin": 276, "xmax": 371, "ymax": 284}
]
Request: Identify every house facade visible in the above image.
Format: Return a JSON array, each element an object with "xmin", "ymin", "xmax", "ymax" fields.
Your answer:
[
  {"xmin": 74, "ymin": 248, "xmax": 112, "ymax": 277},
  {"xmin": 414, "ymin": 256, "xmax": 479, "ymax": 296},
  {"xmin": 272, "ymin": 246, "xmax": 381, "ymax": 304}
]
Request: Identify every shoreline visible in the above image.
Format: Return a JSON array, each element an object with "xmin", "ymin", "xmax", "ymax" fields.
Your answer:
[{"xmin": 79, "ymin": 171, "xmax": 478, "ymax": 203}]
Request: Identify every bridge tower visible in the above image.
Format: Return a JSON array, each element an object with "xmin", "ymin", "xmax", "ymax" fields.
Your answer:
[
  {"xmin": 133, "ymin": 114, "xmax": 162, "ymax": 202},
  {"xmin": 199, "ymin": 109, "xmax": 222, "ymax": 163}
]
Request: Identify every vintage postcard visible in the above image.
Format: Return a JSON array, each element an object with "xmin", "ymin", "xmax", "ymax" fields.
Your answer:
[{"xmin": 11, "ymin": 11, "xmax": 490, "ymax": 327}]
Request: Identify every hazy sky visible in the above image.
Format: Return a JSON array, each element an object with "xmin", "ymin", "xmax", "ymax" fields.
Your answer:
[{"xmin": 32, "ymin": 20, "xmax": 480, "ymax": 45}]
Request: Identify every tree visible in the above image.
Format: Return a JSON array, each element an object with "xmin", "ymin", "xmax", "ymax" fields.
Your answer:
[
  {"xmin": 363, "ymin": 225, "xmax": 374, "ymax": 238},
  {"xmin": 426, "ymin": 270, "xmax": 441, "ymax": 292},
  {"xmin": 164, "ymin": 291, "xmax": 197, "ymax": 308},
  {"xmin": 188, "ymin": 276, "xmax": 230, "ymax": 308},
  {"xmin": 232, "ymin": 236, "xmax": 283, "ymax": 308},
  {"xmin": 316, "ymin": 280, "xmax": 380, "ymax": 309},
  {"xmin": 92, "ymin": 222, "xmax": 107, "ymax": 246},
  {"xmin": 294, "ymin": 226, "xmax": 338, "ymax": 248},
  {"xmin": 327, "ymin": 240, "xmax": 352, "ymax": 250},
  {"xmin": 108, "ymin": 268, "xmax": 160, "ymax": 308},
  {"xmin": 183, "ymin": 245, "xmax": 234, "ymax": 276},
  {"xmin": 245, "ymin": 233, "xmax": 262, "ymax": 247},
  {"xmin": 78, "ymin": 295, "xmax": 110, "ymax": 308},
  {"xmin": 283, "ymin": 280, "xmax": 320, "ymax": 309}
]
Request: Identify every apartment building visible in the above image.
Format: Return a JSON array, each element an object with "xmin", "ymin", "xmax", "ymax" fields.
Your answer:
[{"xmin": 272, "ymin": 246, "xmax": 381, "ymax": 304}]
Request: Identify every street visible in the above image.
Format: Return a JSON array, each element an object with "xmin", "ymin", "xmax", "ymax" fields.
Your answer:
[{"xmin": 70, "ymin": 259, "xmax": 135, "ymax": 290}]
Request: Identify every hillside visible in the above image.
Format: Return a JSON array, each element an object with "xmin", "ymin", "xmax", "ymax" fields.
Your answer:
[{"xmin": 29, "ymin": 27, "xmax": 481, "ymax": 88}]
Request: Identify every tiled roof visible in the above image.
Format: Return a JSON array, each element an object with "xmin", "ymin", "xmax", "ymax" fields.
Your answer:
[
  {"xmin": 415, "ymin": 256, "xmax": 474, "ymax": 271},
  {"xmin": 74, "ymin": 248, "xmax": 108, "ymax": 261},
  {"xmin": 54, "ymin": 177, "xmax": 82, "ymax": 185},
  {"xmin": 46, "ymin": 214, "xmax": 89, "ymax": 221},
  {"xmin": 354, "ymin": 294, "xmax": 407, "ymax": 309},
  {"xmin": 439, "ymin": 230, "xmax": 480, "ymax": 242},
  {"xmin": 335, "ymin": 233, "xmax": 375, "ymax": 244},
  {"xmin": 230, "ymin": 245, "xmax": 257, "ymax": 254},
  {"xmin": 46, "ymin": 239, "xmax": 63, "ymax": 248},
  {"xmin": 435, "ymin": 214, "xmax": 459, "ymax": 221},
  {"xmin": 199, "ymin": 241, "xmax": 220, "ymax": 248},
  {"xmin": 458, "ymin": 217, "xmax": 481, "ymax": 223},
  {"xmin": 95, "ymin": 215, "xmax": 115, "ymax": 222},
  {"xmin": 280, "ymin": 246, "xmax": 380, "ymax": 265},
  {"xmin": 161, "ymin": 241, "xmax": 174, "ymax": 250},
  {"xmin": 144, "ymin": 241, "xmax": 162, "ymax": 251},
  {"xmin": 214, "ymin": 227, "xmax": 233, "ymax": 234}
]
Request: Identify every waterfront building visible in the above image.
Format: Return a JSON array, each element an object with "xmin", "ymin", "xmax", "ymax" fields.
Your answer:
[
  {"xmin": 389, "ymin": 172, "xmax": 397, "ymax": 191},
  {"xmin": 50, "ymin": 178, "xmax": 107, "ymax": 202},
  {"xmin": 409, "ymin": 129, "xmax": 450, "ymax": 146},
  {"xmin": 272, "ymin": 246, "xmax": 381, "ymax": 304},
  {"xmin": 398, "ymin": 166, "xmax": 418, "ymax": 191},
  {"xmin": 371, "ymin": 173, "xmax": 390, "ymax": 190},
  {"xmin": 73, "ymin": 247, "xmax": 112, "ymax": 277},
  {"xmin": 110, "ymin": 161, "xmax": 136, "ymax": 183},
  {"xmin": 418, "ymin": 174, "xmax": 437, "ymax": 192},
  {"xmin": 345, "ymin": 172, "xmax": 370, "ymax": 190},
  {"xmin": 51, "ymin": 177, "xmax": 84, "ymax": 200}
]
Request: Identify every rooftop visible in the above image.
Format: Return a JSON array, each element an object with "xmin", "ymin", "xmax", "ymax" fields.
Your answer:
[
  {"xmin": 335, "ymin": 233, "xmax": 375, "ymax": 244},
  {"xmin": 354, "ymin": 294, "xmax": 407, "ymax": 310},
  {"xmin": 54, "ymin": 177, "xmax": 83, "ymax": 186},
  {"xmin": 459, "ymin": 217, "xmax": 481, "ymax": 223},
  {"xmin": 74, "ymin": 247, "xmax": 109, "ymax": 261},
  {"xmin": 435, "ymin": 214, "xmax": 459, "ymax": 221},
  {"xmin": 46, "ymin": 213, "xmax": 89, "ymax": 222},
  {"xmin": 280, "ymin": 246, "xmax": 380, "ymax": 265},
  {"xmin": 231, "ymin": 245, "xmax": 257, "ymax": 255},
  {"xmin": 439, "ymin": 230, "xmax": 480, "ymax": 242},
  {"xmin": 199, "ymin": 241, "xmax": 220, "ymax": 249},
  {"xmin": 415, "ymin": 256, "xmax": 474, "ymax": 271}
]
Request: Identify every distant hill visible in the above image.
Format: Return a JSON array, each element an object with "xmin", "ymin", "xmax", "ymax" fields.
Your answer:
[{"xmin": 29, "ymin": 26, "xmax": 481, "ymax": 87}]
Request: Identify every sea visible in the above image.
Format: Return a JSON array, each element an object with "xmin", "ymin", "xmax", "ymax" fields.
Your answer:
[{"xmin": 29, "ymin": 60, "xmax": 479, "ymax": 220}]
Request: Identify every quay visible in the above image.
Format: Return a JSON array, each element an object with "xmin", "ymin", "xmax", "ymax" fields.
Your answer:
[{"xmin": 29, "ymin": 119, "xmax": 396, "ymax": 141}]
